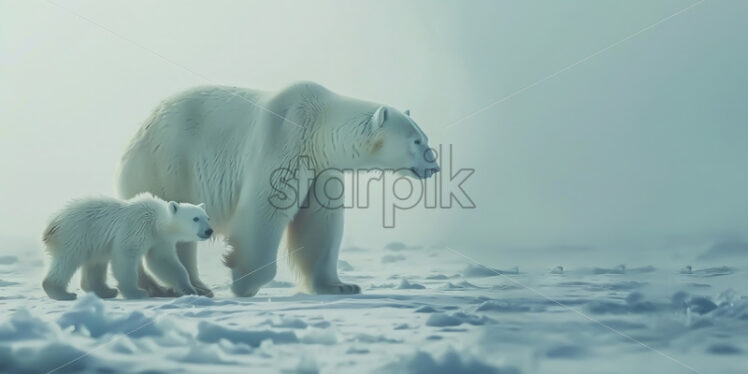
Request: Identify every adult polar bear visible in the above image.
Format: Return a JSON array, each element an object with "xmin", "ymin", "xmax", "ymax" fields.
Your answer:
[{"xmin": 118, "ymin": 82, "xmax": 439, "ymax": 297}]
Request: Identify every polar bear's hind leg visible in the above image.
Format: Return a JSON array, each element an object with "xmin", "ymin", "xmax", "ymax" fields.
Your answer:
[
  {"xmin": 80, "ymin": 261, "xmax": 118, "ymax": 298},
  {"xmin": 111, "ymin": 248, "xmax": 148, "ymax": 299},
  {"xmin": 42, "ymin": 253, "xmax": 81, "ymax": 300}
]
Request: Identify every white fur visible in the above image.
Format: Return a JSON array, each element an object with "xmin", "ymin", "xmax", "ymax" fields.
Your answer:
[
  {"xmin": 41, "ymin": 193, "xmax": 211, "ymax": 300},
  {"xmin": 118, "ymin": 82, "xmax": 439, "ymax": 297}
]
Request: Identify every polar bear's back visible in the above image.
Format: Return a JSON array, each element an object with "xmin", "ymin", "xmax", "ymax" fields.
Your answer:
[
  {"xmin": 118, "ymin": 84, "xmax": 302, "ymax": 224},
  {"xmin": 43, "ymin": 195, "xmax": 165, "ymax": 257}
]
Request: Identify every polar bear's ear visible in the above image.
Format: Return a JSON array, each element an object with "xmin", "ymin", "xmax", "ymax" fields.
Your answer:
[
  {"xmin": 197, "ymin": 203, "xmax": 205, "ymax": 209},
  {"xmin": 371, "ymin": 106, "xmax": 387, "ymax": 130},
  {"xmin": 169, "ymin": 201, "xmax": 178, "ymax": 214},
  {"xmin": 404, "ymin": 109, "xmax": 411, "ymax": 116}
]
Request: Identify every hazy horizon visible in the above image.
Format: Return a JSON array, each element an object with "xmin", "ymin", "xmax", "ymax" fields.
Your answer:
[{"xmin": 2, "ymin": 0, "xmax": 747, "ymax": 266}]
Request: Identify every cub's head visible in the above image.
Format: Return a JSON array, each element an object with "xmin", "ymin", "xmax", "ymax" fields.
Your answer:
[
  {"xmin": 167, "ymin": 201, "xmax": 213, "ymax": 241},
  {"xmin": 363, "ymin": 107, "xmax": 440, "ymax": 179}
]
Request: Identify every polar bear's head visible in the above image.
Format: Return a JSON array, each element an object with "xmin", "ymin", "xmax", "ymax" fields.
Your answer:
[
  {"xmin": 361, "ymin": 107, "xmax": 440, "ymax": 179},
  {"xmin": 166, "ymin": 201, "xmax": 213, "ymax": 241}
]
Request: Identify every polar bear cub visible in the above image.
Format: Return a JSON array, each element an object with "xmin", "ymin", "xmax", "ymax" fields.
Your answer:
[{"xmin": 42, "ymin": 193, "xmax": 213, "ymax": 300}]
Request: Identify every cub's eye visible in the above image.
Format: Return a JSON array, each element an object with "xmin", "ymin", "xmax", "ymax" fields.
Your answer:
[
  {"xmin": 414, "ymin": 140, "xmax": 421, "ymax": 145},
  {"xmin": 193, "ymin": 217, "xmax": 199, "ymax": 222}
]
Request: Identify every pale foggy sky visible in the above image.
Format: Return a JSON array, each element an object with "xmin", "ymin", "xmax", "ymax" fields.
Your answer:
[{"xmin": 1, "ymin": 1, "xmax": 747, "ymax": 264}]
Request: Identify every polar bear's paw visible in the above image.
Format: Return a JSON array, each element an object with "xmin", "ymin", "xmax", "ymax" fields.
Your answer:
[
  {"xmin": 176, "ymin": 286, "xmax": 198, "ymax": 297},
  {"xmin": 120, "ymin": 288, "xmax": 149, "ymax": 299},
  {"xmin": 92, "ymin": 286, "xmax": 118, "ymax": 299},
  {"xmin": 315, "ymin": 282, "xmax": 361, "ymax": 295},
  {"xmin": 194, "ymin": 285, "xmax": 214, "ymax": 298},
  {"xmin": 42, "ymin": 279, "xmax": 77, "ymax": 300}
]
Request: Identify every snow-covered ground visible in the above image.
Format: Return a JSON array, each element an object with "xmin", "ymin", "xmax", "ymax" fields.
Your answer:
[{"xmin": 1, "ymin": 238, "xmax": 747, "ymax": 374}]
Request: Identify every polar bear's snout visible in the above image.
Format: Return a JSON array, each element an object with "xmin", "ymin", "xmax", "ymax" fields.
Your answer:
[
  {"xmin": 410, "ymin": 165, "xmax": 440, "ymax": 179},
  {"xmin": 410, "ymin": 148, "xmax": 441, "ymax": 179},
  {"xmin": 197, "ymin": 225, "xmax": 213, "ymax": 240},
  {"xmin": 200, "ymin": 228, "xmax": 214, "ymax": 239}
]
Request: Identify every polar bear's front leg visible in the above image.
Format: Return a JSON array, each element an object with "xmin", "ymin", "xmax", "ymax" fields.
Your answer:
[
  {"xmin": 176, "ymin": 242, "xmax": 213, "ymax": 297},
  {"xmin": 80, "ymin": 261, "xmax": 118, "ymax": 299},
  {"xmin": 287, "ymin": 205, "xmax": 360, "ymax": 295},
  {"xmin": 145, "ymin": 242, "xmax": 197, "ymax": 296},
  {"xmin": 226, "ymin": 209, "xmax": 287, "ymax": 297},
  {"xmin": 111, "ymin": 248, "xmax": 148, "ymax": 299}
]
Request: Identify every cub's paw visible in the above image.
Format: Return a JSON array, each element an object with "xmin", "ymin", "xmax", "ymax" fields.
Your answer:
[
  {"xmin": 42, "ymin": 279, "xmax": 77, "ymax": 300},
  {"xmin": 315, "ymin": 282, "xmax": 361, "ymax": 295}
]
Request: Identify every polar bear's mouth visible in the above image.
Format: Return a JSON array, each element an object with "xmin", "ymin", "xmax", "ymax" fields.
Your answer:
[{"xmin": 410, "ymin": 167, "xmax": 439, "ymax": 179}]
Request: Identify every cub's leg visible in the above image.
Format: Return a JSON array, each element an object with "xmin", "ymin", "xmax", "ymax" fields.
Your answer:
[
  {"xmin": 110, "ymin": 246, "xmax": 148, "ymax": 299},
  {"xmin": 137, "ymin": 263, "xmax": 179, "ymax": 297},
  {"xmin": 287, "ymin": 198, "xmax": 359, "ymax": 295},
  {"xmin": 176, "ymin": 242, "xmax": 213, "ymax": 297},
  {"xmin": 42, "ymin": 252, "xmax": 82, "ymax": 300},
  {"xmin": 145, "ymin": 241, "xmax": 197, "ymax": 296},
  {"xmin": 80, "ymin": 261, "xmax": 118, "ymax": 299}
]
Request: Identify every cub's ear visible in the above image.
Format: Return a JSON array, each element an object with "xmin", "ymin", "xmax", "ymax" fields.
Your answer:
[
  {"xmin": 404, "ymin": 109, "xmax": 411, "ymax": 116},
  {"xmin": 197, "ymin": 203, "xmax": 206, "ymax": 209},
  {"xmin": 371, "ymin": 106, "xmax": 387, "ymax": 130},
  {"xmin": 168, "ymin": 201, "xmax": 178, "ymax": 214}
]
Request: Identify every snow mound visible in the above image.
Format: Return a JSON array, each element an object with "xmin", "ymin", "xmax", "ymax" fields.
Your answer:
[
  {"xmin": 58, "ymin": 294, "xmax": 162, "ymax": 337},
  {"xmin": 377, "ymin": 348, "xmax": 520, "ymax": 374},
  {"xmin": 170, "ymin": 343, "xmax": 236, "ymax": 365},
  {"xmin": 197, "ymin": 321, "xmax": 298, "ymax": 347},
  {"xmin": 350, "ymin": 333, "xmax": 402, "ymax": 344},
  {"xmin": 160, "ymin": 295, "xmax": 238, "ymax": 308},
  {"xmin": 425, "ymin": 274, "xmax": 451, "ymax": 280},
  {"xmin": 592, "ymin": 265, "xmax": 626, "ymax": 274},
  {"xmin": 397, "ymin": 279, "xmax": 425, "ymax": 290},
  {"xmin": 261, "ymin": 317, "xmax": 308, "ymax": 329},
  {"xmin": 0, "ymin": 342, "xmax": 99, "ymax": 373},
  {"xmin": 462, "ymin": 264, "xmax": 518, "ymax": 277},
  {"xmin": 585, "ymin": 291, "xmax": 660, "ymax": 315},
  {"xmin": 414, "ymin": 306, "xmax": 437, "ymax": 313},
  {"xmin": 475, "ymin": 300, "xmax": 535, "ymax": 313},
  {"xmin": 441, "ymin": 281, "xmax": 480, "ymax": 290},
  {"xmin": 0, "ymin": 309, "xmax": 59, "ymax": 341},
  {"xmin": 425, "ymin": 312, "xmax": 493, "ymax": 327}
]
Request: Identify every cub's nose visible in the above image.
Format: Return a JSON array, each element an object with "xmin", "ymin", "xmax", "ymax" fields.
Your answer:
[{"xmin": 204, "ymin": 229, "xmax": 213, "ymax": 237}]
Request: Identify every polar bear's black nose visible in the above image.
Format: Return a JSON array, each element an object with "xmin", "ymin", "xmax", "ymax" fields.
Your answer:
[{"xmin": 204, "ymin": 229, "xmax": 213, "ymax": 237}]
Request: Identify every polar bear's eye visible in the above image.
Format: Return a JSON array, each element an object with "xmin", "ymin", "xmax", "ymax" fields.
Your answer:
[
  {"xmin": 414, "ymin": 140, "xmax": 421, "ymax": 145},
  {"xmin": 193, "ymin": 217, "xmax": 199, "ymax": 222}
]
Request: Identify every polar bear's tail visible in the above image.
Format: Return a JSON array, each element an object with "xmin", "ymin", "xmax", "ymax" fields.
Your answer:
[{"xmin": 42, "ymin": 219, "xmax": 61, "ymax": 249}]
